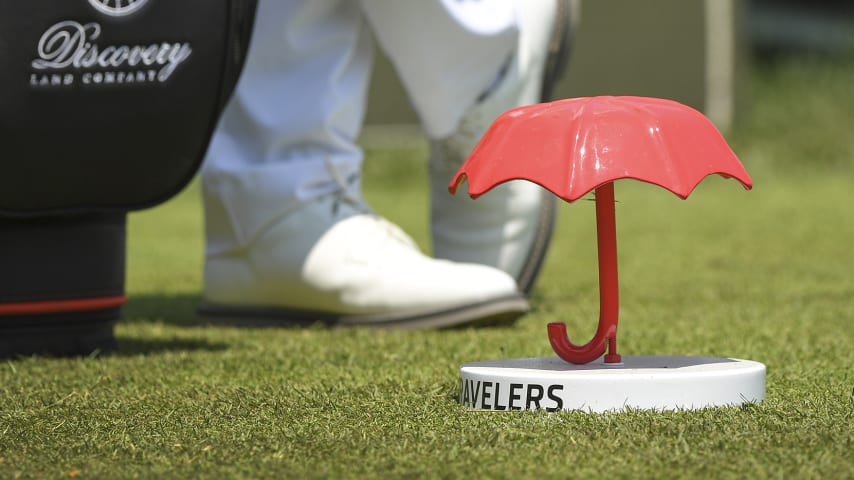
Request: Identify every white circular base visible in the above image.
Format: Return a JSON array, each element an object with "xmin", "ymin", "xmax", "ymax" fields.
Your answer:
[{"xmin": 459, "ymin": 355, "xmax": 765, "ymax": 412}]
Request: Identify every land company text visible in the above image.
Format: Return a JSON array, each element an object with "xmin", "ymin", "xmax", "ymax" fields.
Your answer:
[
  {"xmin": 29, "ymin": 20, "xmax": 192, "ymax": 88},
  {"xmin": 460, "ymin": 379, "xmax": 564, "ymax": 412}
]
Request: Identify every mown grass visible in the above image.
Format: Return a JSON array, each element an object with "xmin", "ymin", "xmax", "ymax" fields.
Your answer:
[{"xmin": 1, "ymin": 58, "xmax": 852, "ymax": 479}]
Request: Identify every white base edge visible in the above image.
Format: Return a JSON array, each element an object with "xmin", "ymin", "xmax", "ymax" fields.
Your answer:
[{"xmin": 459, "ymin": 355, "xmax": 766, "ymax": 413}]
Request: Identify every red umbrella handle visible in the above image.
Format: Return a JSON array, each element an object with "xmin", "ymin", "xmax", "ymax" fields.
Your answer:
[{"xmin": 548, "ymin": 182, "xmax": 622, "ymax": 364}]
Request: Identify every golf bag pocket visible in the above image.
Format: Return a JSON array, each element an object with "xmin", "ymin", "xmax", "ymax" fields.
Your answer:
[{"xmin": 0, "ymin": 0, "xmax": 257, "ymax": 355}]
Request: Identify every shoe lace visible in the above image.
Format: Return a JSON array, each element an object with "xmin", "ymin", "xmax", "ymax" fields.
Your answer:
[
  {"xmin": 324, "ymin": 155, "xmax": 371, "ymax": 216},
  {"xmin": 323, "ymin": 154, "xmax": 419, "ymax": 250}
]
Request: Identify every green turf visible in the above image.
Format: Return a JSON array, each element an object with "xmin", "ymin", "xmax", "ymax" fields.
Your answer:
[{"xmin": 1, "ymin": 57, "xmax": 852, "ymax": 479}]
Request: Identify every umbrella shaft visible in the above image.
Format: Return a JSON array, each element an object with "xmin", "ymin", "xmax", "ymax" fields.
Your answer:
[
  {"xmin": 595, "ymin": 183, "xmax": 620, "ymax": 355},
  {"xmin": 546, "ymin": 183, "xmax": 622, "ymax": 365}
]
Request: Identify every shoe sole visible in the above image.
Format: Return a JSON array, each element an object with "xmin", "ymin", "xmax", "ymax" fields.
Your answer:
[{"xmin": 196, "ymin": 293, "xmax": 528, "ymax": 330}]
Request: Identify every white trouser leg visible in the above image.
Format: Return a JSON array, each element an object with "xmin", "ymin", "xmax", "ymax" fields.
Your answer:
[
  {"xmin": 203, "ymin": 0, "xmax": 522, "ymax": 255},
  {"xmin": 199, "ymin": 0, "xmax": 529, "ymax": 326},
  {"xmin": 201, "ymin": 0, "xmax": 373, "ymax": 255},
  {"xmin": 360, "ymin": 0, "xmax": 519, "ymax": 138}
]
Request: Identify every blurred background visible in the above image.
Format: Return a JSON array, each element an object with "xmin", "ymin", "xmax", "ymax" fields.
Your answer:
[{"xmin": 363, "ymin": 0, "xmax": 854, "ymax": 133}]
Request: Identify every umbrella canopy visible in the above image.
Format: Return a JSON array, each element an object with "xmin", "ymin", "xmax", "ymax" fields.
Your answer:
[{"xmin": 450, "ymin": 96, "xmax": 752, "ymax": 200}]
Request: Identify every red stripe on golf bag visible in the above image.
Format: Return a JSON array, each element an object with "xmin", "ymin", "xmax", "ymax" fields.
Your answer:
[{"xmin": 0, "ymin": 296, "xmax": 127, "ymax": 316}]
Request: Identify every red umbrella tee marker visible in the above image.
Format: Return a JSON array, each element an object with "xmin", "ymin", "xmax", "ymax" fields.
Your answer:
[{"xmin": 450, "ymin": 96, "xmax": 752, "ymax": 365}]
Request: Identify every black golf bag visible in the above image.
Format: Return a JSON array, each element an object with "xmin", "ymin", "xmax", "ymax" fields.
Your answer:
[{"xmin": 0, "ymin": 0, "xmax": 257, "ymax": 356}]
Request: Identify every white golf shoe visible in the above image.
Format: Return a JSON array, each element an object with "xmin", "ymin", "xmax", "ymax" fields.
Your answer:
[
  {"xmin": 198, "ymin": 193, "xmax": 528, "ymax": 329},
  {"xmin": 430, "ymin": 0, "xmax": 575, "ymax": 294}
]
